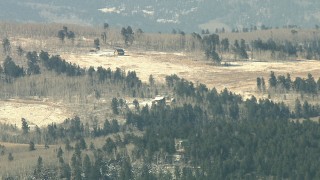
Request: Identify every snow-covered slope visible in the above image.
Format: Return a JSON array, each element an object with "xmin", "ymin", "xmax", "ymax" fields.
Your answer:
[{"xmin": 0, "ymin": 0, "xmax": 320, "ymax": 32}]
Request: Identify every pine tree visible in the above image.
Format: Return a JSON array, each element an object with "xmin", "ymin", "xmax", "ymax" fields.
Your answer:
[
  {"xmin": 29, "ymin": 141, "xmax": 35, "ymax": 151},
  {"xmin": 120, "ymin": 158, "xmax": 133, "ymax": 180},
  {"xmin": 269, "ymin": 71, "xmax": 277, "ymax": 88},
  {"xmin": 58, "ymin": 30, "xmax": 66, "ymax": 43},
  {"xmin": 94, "ymin": 38, "xmax": 100, "ymax": 50},
  {"xmin": 34, "ymin": 156, "xmax": 43, "ymax": 178},
  {"xmin": 26, "ymin": 51, "xmax": 40, "ymax": 75},
  {"xmin": 21, "ymin": 118, "xmax": 29, "ymax": 134},
  {"xmin": 82, "ymin": 154, "xmax": 92, "ymax": 180},
  {"xmin": 239, "ymin": 39, "xmax": 248, "ymax": 59},
  {"xmin": 65, "ymin": 139, "xmax": 73, "ymax": 152},
  {"xmin": 57, "ymin": 147, "xmax": 63, "ymax": 158},
  {"xmin": 79, "ymin": 137, "xmax": 87, "ymax": 150},
  {"xmin": 257, "ymin": 77, "xmax": 262, "ymax": 91},
  {"xmin": 2, "ymin": 38, "xmax": 11, "ymax": 55},
  {"xmin": 17, "ymin": 46, "xmax": 24, "ymax": 56},
  {"xmin": 103, "ymin": 137, "xmax": 116, "ymax": 155},
  {"xmin": 8, "ymin": 152, "xmax": 13, "ymax": 161},
  {"xmin": 3, "ymin": 56, "xmax": 24, "ymax": 78},
  {"xmin": 111, "ymin": 98, "xmax": 119, "ymax": 115},
  {"xmin": 294, "ymin": 99, "xmax": 302, "ymax": 118},
  {"xmin": 71, "ymin": 153, "xmax": 82, "ymax": 180},
  {"xmin": 261, "ymin": 77, "xmax": 266, "ymax": 92}
]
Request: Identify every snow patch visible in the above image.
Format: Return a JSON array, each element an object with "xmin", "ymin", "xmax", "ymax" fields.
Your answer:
[
  {"xmin": 99, "ymin": 7, "xmax": 121, "ymax": 14},
  {"xmin": 142, "ymin": 10, "xmax": 154, "ymax": 16},
  {"xmin": 157, "ymin": 19, "xmax": 180, "ymax": 24}
]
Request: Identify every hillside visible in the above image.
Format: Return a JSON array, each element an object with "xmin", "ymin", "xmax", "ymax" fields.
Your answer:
[
  {"xmin": 1, "ymin": 0, "xmax": 320, "ymax": 32},
  {"xmin": 1, "ymin": 22, "xmax": 320, "ymax": 179}
]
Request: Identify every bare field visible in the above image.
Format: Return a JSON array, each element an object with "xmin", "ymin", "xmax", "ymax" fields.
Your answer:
[
  {"xmin": 0, "ymin": 99, "xmax": 72, "ymax": 128},
  {"xmin": 61, "ymin": 50, "xmax": 320, "ymax": 99}
]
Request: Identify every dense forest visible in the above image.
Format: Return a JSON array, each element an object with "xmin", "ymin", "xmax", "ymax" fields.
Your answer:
[
  {"xmin": 1, "ymin": 23, "xmax": 320, "ymax": 179},
  {"xmin": 1, "ymin": 53, "xmax": 320, "ymax": 179}
]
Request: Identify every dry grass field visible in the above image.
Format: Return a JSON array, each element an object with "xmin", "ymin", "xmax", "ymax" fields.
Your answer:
[
  {"xmin": 0, "ymin": 142, "xmax": 61, "ymax": 177},
  {"xmin": 0, "ymin": 99, "xmax": 71, "ymax": 128},
  {"xmin": 1, "ymin": 48, "xmax": 320, "ymax": 129},
  {"xmin": 1, "ymin": 27, "xmax": 320, "ymax": 129},
  {"xmin": 61, "ymin": 50, "xmax": 320, "ymax": 100}
]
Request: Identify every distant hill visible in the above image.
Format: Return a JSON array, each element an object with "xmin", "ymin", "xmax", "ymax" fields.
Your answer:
[{"xmin": 1, "ymin": 0, "xmax": 320, "ymax": 32}]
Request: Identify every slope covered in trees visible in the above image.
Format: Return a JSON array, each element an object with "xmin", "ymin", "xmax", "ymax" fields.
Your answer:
[{"xmin": 1, "ymin": 23, "xmax": 320, "ymax": 179}]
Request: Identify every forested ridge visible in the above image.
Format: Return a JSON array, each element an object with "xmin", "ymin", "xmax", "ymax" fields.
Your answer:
[
  {"xmin": 125, "ymin": 77, "xmax": 320, "ymax": 179},
  {"xmin": 1, "ymin": 54, "xmax": 320, "ymax": 179},
  {"xmin": 1, "ymin": 24, "xmax": 320, "ymax": 179}
]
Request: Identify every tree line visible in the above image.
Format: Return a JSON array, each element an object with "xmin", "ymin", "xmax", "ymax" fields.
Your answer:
[
  {"xmin": 258, "ymin": 71, "xmax": 320, "ymax": 94},
  {"xmin": 122, "ymin": 74, "xmax": 320, "ymax": 179}
]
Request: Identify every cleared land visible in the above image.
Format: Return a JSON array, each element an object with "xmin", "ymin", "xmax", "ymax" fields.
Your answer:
[
  {"xmin": 2, "ymin": 50, "xmax": 320, "ymax": 128},
  {"xmin": 0, "ymin": 99, "xmax": 71, "ymax": 128},
  {"xmin": 61, "ymin": 50, "xmax": 320, "ymax": 99}
]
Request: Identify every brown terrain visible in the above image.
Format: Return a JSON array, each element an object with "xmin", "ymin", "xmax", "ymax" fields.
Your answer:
[
  {"xmin": 2, "ymin": 49, "xmax": 320, "ymax": 128},
  {"xmin": 62, "ymin": 50, "xmax": 320, "ymax": 98},
  {"xmin": 1, "ymin": 27, "xmax": 320, "ymax": 128}
]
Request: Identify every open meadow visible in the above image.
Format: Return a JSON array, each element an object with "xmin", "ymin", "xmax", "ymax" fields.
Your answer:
[{"xmin": 62, "ymin": 49, "xmax": 320, "ymax": 99}]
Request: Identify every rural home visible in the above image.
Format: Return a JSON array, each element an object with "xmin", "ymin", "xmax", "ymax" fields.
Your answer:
[
  {"xmin": 114, "ymin": 48, "xmax": 125, "ymax": 56},
  {"xmin": 152, "ymin": 95, "xmax": 166, "ymax": 105}
]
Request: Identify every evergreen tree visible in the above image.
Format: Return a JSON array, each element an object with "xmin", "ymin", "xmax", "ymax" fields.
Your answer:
[
  {"xmin": 103, "ymin": 22, "xmax": 109, "ymax": 29},
  {"xmin": 111, "ymin": 119, "xmax": 120, "ymax": 133},
  {"xmin": 120, "ymin": 158, "xmax": 133, "ymax": 180},
  {"xmin": 17, "ymin": 46, "xmax": 24, "ymax": 56},
  {"xmin": 2, "ymin": 38, "xmax": 11, "ymax": 55},
  {"xmin": 67, "ymin": 31, "xmax": 75, "ymax": 43},
  {"xmin": 58, "ymin": 30, "xmax": 66, "ymax": 43},
  {"xmin": 294, "ymin": 99, "xmax": 302, "ymax": 118},
  {"xmin": 103, "ymin": 137, "xmax": 116, "ymax": 155},
  {"xmin": 65, "ymin": 139, "xmax": 73, "ymax": 152},
  {"xmin": 149, "ymin": 74, "xmax": 155, "ymax": 86},
  {"xmin": 21, "ymin": 118, "xmax": 29, "ymax": 134},
  {"xmin": 133, "ymin": 99, "xmax": 140, "ymax": 111},
  {"xmin": 306, "ymin": 73, "xmax": 316, "ymax": 93},
  {"xmin": 257, "ymin": 77, "xmax": 262, "ymax": 91},
  {"xmin": 82, "ymin": 154, "xmax": 92, "ymax": 180},
  {"xmin": 284, "ymin": 73, "xmax": 292, "ymax": 90},
  {"xmin": 205, "ymin": 48, "xmax": 221, "ymax": 64},
  {"xmin": 71, "ymin": 143, "xmax": 83, "ymax": 179},
  {"xmin": 94, "ymin": 38, "xmax": 100, "ymax": 50},
  {"xmin": 139, "ymin": 163, "xmax": 155, "ymax": 180},
  {"xmin": 79, "ymin": 137, "xmax": 87, "ymax": 150},
  {"xmin": 121, "ymin": 26, "xmax": 134, "ymax": 46},
  {"xmin": 89, "ymin": 142, "xmax": 95, "ymax": 150},
  {"xmin": 239, "ymin": 39, "xmax": 248, "ymax": 59},
  {"xmin": 57, "ymin": 146, "xmax": 63, "ymax": 158},
  {"xmin": 26, "ymin": 51, "xmax": 40, "ymax": 75},
  {"xmin": 221, "ymin": 38, "xmax": 229, "ymax": 52},
  {"xmin": 203, "ymin": 34, "xmax": 221, "ymax": 64},
  {"xmin": 111, "ymin": 98, "xmax": 119, "ymax": 115},
  {"xmin": 29, "ymin": 141, "xmax": 36, "ymax": 151},
  {"xmin": 3, "ymin": 56, "xmax": 24, "ymax": 78},
  {"xmin": 302, "ymin": 101, "xmax": 310, "ymax": 119},
  {"xmin": 59, "ymin": 161, "xmax": 71, "ymax": 179},
  {"xmin": 269, "ymin": 71, "xmax": 277, "ymax": 88},
  {"xmin": 34, "ymin": 156, "xmax": 43, "ymax": 178},
  {"xmin": 8, "ymin": 152, "xmax": 13, "ymax": 161},
  {"xmin": 261, "ymin": 77, "xmax": 266, "ymax": 92}
]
